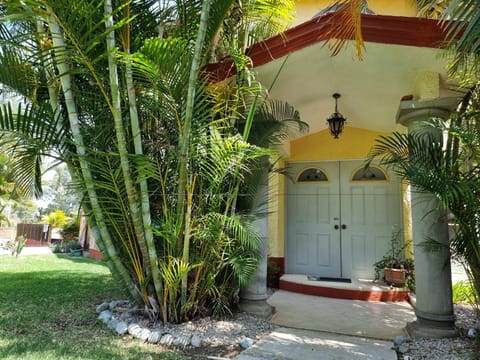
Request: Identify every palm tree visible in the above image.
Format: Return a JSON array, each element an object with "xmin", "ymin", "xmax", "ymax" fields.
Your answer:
[
  {"xmin": 0, "ymin": 0, "xmax": 301, "ymax": 322},
  {"xmin": 366, "ymin": 91, "xmax": 480, "ymax": 306}
]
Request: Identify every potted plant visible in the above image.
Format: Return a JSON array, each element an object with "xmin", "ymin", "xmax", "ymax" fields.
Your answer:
[
  {"xmin": 373, "ymin": 229, "xmax": 415, "ymax": 289},
  {"xmin": 68, "ymin": 240, "xmax": 83, "ymax": 257},
  {"xmin": 267, "ymin": 260, "xmax": 281, "ymax": 288}
]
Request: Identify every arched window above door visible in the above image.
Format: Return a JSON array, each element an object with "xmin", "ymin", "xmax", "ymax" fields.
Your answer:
[
  {"xmin": 296, "ymin": 168, "xmax": 328, "ymax": 182},
  {"xmin": 351, "ymin": 166, "xmax": 387, "ymax": 181}
]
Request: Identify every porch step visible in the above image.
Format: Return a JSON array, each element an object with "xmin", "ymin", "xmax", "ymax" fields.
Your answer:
[{"xmin": 280, "ymin": 274, "xmax": 410, "ymax": 302}]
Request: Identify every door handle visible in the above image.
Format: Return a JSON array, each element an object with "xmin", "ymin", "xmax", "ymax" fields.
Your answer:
[
  {"xmin": 334, "ymin": 225, "xmax": 339, "ymax": 230},
  {"xmin": 341, "ymin": 224, "xmax": 347, "ymax": 230}
]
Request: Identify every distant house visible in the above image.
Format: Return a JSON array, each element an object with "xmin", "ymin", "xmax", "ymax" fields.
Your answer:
[{"xmin": 78, "ymin": 214, "xmax": 103, "ymax": 260}]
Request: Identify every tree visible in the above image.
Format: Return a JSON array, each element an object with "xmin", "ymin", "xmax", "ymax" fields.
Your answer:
[
  {"xmin": 39, "ymin": 164, "xmax": 80, "ymax": 216},
  {"xmin": 41, "ymin": 209, "xmax": 70, "ymax": 229},
  {"xmin": 0, "ymin": 151, "xmax": 37, "ymax": 225},
  {"xmin": 0, "ymin": 0, "xmax": 302, "ymax": 322},
  {"xmin": 0, "ymin": 153, "xmax": 15, "ymax": 226}
]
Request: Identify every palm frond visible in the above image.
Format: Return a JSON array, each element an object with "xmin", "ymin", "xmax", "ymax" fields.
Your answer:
[
  {"xmin": 0, "ymin": 44, "xmax": 39, "ymax": 100},
  {"xmin": 416, "ymin": 0, "xmax": 451, "ymax": 19},
  {"xmin": 247, "ymin": 100, "xmax": 307, "ymax": 148},
  {"xmin": 199, "ymin": 133, "xmax": 272, "ymax": 188},
  {"xmin": 0, "ymin": 102, "xmax": 68, "ymax": 151},
  {"xmin": 418, "ymin": 0, "xmax": 480, "ymax": 75},
  {"xmin": 0, "ymin": 101, "xmax": 70, "ymax": 198},
  {"xmin": 320, "ymin": 0, "xmax": 365, "ymax": 60}
]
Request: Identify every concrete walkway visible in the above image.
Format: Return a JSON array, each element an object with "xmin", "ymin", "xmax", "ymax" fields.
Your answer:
[
  {"xmin": 235, "ymin": 327, "xmax": 397, "ymax": 360},
  {"xmin": 235, "ymin": 290, "xmax": 416, "ymax": 359},
  {"xmin": 20, "ymin": 246, "xmax": 53, "ymax": 255},
  {"xmin": 0, "ymin": 245, "xmax": 53, "ymax": 256}
]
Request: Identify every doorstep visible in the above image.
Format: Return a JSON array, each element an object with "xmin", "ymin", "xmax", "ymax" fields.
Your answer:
[{"xmin": 280, "ymin": 274, "xmax": 410, "ymax": 302}]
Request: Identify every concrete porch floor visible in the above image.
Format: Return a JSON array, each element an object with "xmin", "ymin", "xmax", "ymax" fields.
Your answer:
[
  {"xmin": 235, "ymin": 289, "xmax": 415, "ymax": 359},
  {"xmin": 267, "ymin": 289, "xmax": 416, "ymax": 340}
]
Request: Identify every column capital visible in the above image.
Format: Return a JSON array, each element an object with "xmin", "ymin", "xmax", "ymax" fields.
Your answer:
[{"xmin": 396, "ymin": 97, "xmax": 462, "ymax": 128}]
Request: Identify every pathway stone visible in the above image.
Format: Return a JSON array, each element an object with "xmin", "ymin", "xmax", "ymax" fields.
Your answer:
[{"xmin": 234, "ymin": 327, "xmax": 397, "ymax": 360}]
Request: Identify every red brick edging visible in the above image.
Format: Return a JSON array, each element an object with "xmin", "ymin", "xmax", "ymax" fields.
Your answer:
[{"xmin": 280, "ymin": 278, "xmax": 409, "ymax": 302}]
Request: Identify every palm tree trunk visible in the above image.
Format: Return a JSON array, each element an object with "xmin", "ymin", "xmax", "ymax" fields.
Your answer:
[
  {"xmin": 38, "ymin": 13, "xmax": 123, "ymax": 293},
  {"xmin": 82, "ymin": 201, "xmax": 135, "ymax": 298},
  {"xmin": 121, "ymin": 3, "xmax": 164, "ymax": 307},
  {"xmin": 178, "ymin": 0, "xmax": 213, "ymax": 309},
  {"xmin": 35, "ymin": 21, "xmax": 61, "ymax": 117},
  {"xmin": 103, "ymin": 0, "xmax": 154, "ymax": 292},
  {"xmin": 35, "ymin": 16, "xmax": 133, "ymax": 300},
  {"xmin": 47, "ymin": 14, "xmax": 140, "ymax": 302}
]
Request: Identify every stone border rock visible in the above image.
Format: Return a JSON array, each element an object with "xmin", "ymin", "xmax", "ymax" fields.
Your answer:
[{"xmin": 96, "ymin": 300, "xmax": 267, "ymax": 351}]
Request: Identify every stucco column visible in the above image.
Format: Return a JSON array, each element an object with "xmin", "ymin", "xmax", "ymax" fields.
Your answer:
[
  {"xmin": 239, "ymin": 166, "xmax": 273, "ymax": 318},
  {"xmin": 397, "ymin": 98, "xmax": 459, "ymax": 338}
]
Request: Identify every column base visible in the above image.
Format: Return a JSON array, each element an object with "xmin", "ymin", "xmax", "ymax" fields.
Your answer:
[
  {"xmin": 238, "ymin": 299, "xmax": 274, "ymax": 319},
  {"xmin": 240, "ymin": 291, "xmax": 268, "ymax": 301},
  {"xmin": 406, "ymin": 315, "xmax": 458, "ymax": 339}
]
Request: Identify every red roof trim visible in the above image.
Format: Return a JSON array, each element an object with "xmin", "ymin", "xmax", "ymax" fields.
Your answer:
[{"xmin": 204, "ymin": 13, "xmax": 452, "ymax": 82}]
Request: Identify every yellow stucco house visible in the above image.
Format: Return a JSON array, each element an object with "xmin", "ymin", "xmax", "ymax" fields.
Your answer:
[{"xmin": 215, "ymin": 1, "xmax": 464, "ymax": 338}]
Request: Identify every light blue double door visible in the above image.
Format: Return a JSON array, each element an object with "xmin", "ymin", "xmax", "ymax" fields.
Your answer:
[{"xmin": 286, "ymin": 160, "xmax": 401, "ymax": 279}]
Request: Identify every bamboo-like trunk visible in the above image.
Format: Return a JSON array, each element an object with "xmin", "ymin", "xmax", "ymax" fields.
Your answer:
[
  {"xmin": 121, "ymin": 4, "xmax": 164, "ymax": 308},
  {"xmin": 103, "ymin": 0, "xmax": 153, "ymax": 292},
  {"xmin": 178, "ymin": 0, "xmax": 213, "ymax": 309},
  {"xmin": 35, "ymin": 18, "xmax": 129, "ymax": 298},
  {"xmin": 47, "ymin": 14, "xmax": 140, "ymax": 302},
  {"xmin": 35, "ymin": 21, "xmax": 61, "ymax": 119},
  {"xmin": 82, "ymin": 201, "xmax": 137, "ymax": 299}
]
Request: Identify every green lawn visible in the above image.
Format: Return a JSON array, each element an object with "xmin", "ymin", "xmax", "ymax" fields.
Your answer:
[{"xmin": 0, "ymin": 254, "xmax": 186, "ymax": 360}]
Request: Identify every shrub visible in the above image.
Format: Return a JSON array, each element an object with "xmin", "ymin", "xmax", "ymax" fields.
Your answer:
[
  {"xmin": 453, "ymin": 280, "xmax": 477, "ymax": 308},
  {"xmin": 41, "ymin": 210, "xmax": 71, "ymax": 229},
  {"xmin": 5, "ymin": 235, "xmax": 25, "ymax": 257},
  {"xmin": 51, "ymin": 240, "xmax": 81, "ymax": 253},
  {"xmin": 60, "ymin": 219, "xmax": 80, "ymax": 241}
]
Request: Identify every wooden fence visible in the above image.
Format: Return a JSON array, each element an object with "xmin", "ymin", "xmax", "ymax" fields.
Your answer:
[{"xmin": 16, "ymin": 223, "xmax": 52, "ymax": 246}]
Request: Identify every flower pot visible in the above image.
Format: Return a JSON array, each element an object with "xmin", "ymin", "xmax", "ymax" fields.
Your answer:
[
  {"xmin": 70, "ymin": 249, "xmax": 83, "ymax": 257},
  {"xmin": 384, "ymin": 267, "xmax": 405, "ymax": 287}
]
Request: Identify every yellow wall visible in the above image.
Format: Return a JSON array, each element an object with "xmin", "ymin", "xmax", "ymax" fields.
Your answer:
[
  {"xmin": 268, "ymin": 158, "xmax": 285, "ymax": 257},
  {"xmin": 294, "ymin": 0, "xmax": 417, "ymax": 25},
  {"xmin": 268, "ymin": 126, "xmax": 389, "ymax": 258},
  {"xmin": 289, "ymin": 126, "xmax": 385, "ymax": 161},
  {"xmin": 367, "ymin": 0, "xmax": 417, "ymax": 16}
]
